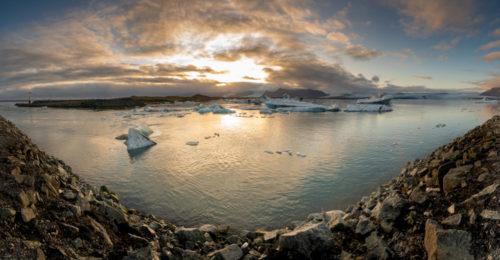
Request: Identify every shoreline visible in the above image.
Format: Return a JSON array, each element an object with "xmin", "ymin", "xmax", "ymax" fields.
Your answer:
[{"xmin": 0, "ymin": 115, "xmax": 498, "ymax": 259}]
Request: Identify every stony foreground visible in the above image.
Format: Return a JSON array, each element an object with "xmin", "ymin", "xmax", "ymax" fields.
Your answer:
[{"xmin": 0, "ymin": 115, "xmax": 499, "ymax": 260}]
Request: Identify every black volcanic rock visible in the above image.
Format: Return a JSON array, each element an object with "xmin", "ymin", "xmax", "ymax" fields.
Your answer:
[
  {"xmin": 262, "ymin": 88, "xmax": 329, "ymax": 98},
  {"xmin": 481, "ymin": 87, "xmax": 500, "ymax": 97}
]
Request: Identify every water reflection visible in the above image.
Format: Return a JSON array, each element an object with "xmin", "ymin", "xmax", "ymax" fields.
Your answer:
[{"xmin": 0, "ymin": 100, "xmax": 498, "ymax": 229}]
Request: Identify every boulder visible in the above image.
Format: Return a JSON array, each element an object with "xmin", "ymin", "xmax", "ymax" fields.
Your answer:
[
  {"xmin": 278, "ymin": 221, "xmax": 333, "ymax": 258},
  {"xmin": 442, "ymin": 165, "xmax": 472, "ymax": 195},
  {"xmin": 441, "ymin": 214, "xmax": 461, "ymax": 226},
  {"xmin": 199, "ymin": 224, "xmax": 217, "ymax": 235},
  {"xmin": 175, "ymin": 227, "xmax": 205, "ymax": 249},
  {"xmin": 325, "ymin": 210, "xmax": 347, "ymax": 230},
  {"xmin": 480, "ymin": 210, "xmax": 500, "ymax": 220},
  {"xmin": 365, "ymin": 232, "xmax": 392, "ymax": 260},
  {"xmin": 355, "ymin": 215, "xmax": 376, "ymax": 235},
  {"xmin": 20, "ymin": 207, "xmax": 36, "ymax": 223},
  {"xmin": 99, "ymin": 203, "xmax": 128, "ymax": 225},
  {"xmin": 424, "ymin": 219, "xmax": 472, "ymax": 260},
  {"xmin": 88, "ymin": 217, "xmax": 113, "ymax": 247},
  {"xmin": 372, "ymin": 195, "xmax": 407, "ymax": 224},
  {"xmin": 208, "ymin": 244, "xmax": 243, "ymax": 260}
]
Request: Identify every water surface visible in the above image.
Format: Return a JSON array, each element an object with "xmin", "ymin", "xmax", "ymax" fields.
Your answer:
[{"xmin": 0, "ymin": 99, "xmax": 497, "ymax": 229}]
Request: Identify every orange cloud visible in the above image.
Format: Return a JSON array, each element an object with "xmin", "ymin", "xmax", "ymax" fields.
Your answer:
[
  {"xmin": 482, "ymin": 52, "xmax": 500, "ymax": 61},
  {"xmin": 478, "ymin": 40, "xmax": 500, "ymax": 51}
]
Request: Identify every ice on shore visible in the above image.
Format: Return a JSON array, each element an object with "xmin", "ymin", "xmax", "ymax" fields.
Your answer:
[
  {"xmin": 186, "ymin": 141, "xmax": 199, "ymax": 146},
  {"xmin": 344, "ymin": 104, "xmax": 392, "ymax": 112},
  {"xmin": 125, "ymin": 128, "xmax": 156, "ymax": 151},
  {"xmin": 139, "ymin": 123, "xmax": 153, "ymax": 136}
]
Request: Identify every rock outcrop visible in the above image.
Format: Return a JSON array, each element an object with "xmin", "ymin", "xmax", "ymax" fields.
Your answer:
[{"xmin": 0, "ymin": 114, "xmax": 499, "ymax": 259}]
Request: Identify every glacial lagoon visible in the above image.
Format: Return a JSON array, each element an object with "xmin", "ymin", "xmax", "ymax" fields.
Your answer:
[{"xmin": 0, "ymin": 99, "xmax": 498, "ymax": 229}]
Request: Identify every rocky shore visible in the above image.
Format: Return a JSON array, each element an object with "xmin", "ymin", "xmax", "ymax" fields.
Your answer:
[{"xmin": 0, "ymin": 114, "xmax": 498, "ymax": 259}]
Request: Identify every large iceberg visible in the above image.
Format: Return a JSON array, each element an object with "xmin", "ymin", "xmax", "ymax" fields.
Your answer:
[
  {"xmin": 344, "ymin": 104, "xmax": 393, "ymax": 112},
  {"xmin": 263, "ymin": 95, "xmax": 339, "ymax": 112},
  {"xmin": 125, "ymin": 128, "xmax": 157, "ymax": 150}
]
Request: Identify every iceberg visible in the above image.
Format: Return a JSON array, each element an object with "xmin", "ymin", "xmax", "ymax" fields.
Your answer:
[
  {"xmin": 139, "ymin": 123, "xmax": 153, "ymax": 136},
  {"xmin": 186, "ymin": 141, "xmax": 199, "ymax": 146},
  {"xmin": 195, "ymin": 104, "xmax": 235, "ymax": 114},
  {"xmin": 260, "ymin": 108, "xmax": 274, "ymax": 114},
  {"xmin": 277, "ymin": 104, "xmax": 339, "ymax": 112},
  {"xmin": 344, "ymin": 104, "xmax": 393, "ymax": 112},
  {"xmin": 296, "ymin": 152, "xmax": 307, "ymax": 157},
  {"xmin": 264, "ymin": 150, "xmax": 274, "ymax": 154},
  {"xmin": 125, "ymin": 128, "xmax": 156, "ymax": 151}
]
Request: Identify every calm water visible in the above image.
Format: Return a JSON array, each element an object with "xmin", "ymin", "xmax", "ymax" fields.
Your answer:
[{"xmin": 0, "ymin": 100, "xmax": 498, "ymax": 229}]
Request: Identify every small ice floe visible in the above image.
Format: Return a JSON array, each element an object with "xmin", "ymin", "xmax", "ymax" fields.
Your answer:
[
  {"xmin": 344, "ymin": 104, "xmax": 392, "ymax": 112},
  {"xmin": 214, "ymin": 133, "xmax": 220, "ymax": 137},
  {"xmin": 296, "ymin": 152, "xmax": 307, "ymax": 157},
  {"xmin": 264, "ymin": 150, "xmax": 274, "ymax": 154},
  {"xmin": 435, "ymin": 123, "xmax": 446, "ymax": 128},
  {"xmin": 277, "ymin": 104, "xmax": 340, "ymax": 113},
  {"xmin": 260, "ymin": 108, "xmax": 273, "ymax": 114},
  {"xmin": 275, "ymin": 151, "xmax": 282, "ymax": 154},
  {"xmin": 177, "ymin": 114, "xmax": 184, "ymax": 118},
  {"xmin": 186, "ymin": 141, "xmax": 199, "ymax": 146},
  {"xmin": 195, "ymin": 104, "xmax": 235, "ymax": 114},
  {"xmin": 391, "ymin": 141, "xmax": 400, "ymax": 146},
  {"xmin": 101, "ymin": 117, "xmax": 107, "ymax": 120},
  {"xmin": 115, "ymin": 134, "xmax": 128, "ymax": 140},
  {"xmin": 278, "ymin": 149, "xmax": 292, "ymax": 155},
  {"xmin": 205, "ymin": 136, "xmax": 212, "ymax": 140},
  {"xmin": 125, "ymin": 128, "xmax": 156, "ymax": 151},
  {"xmin": 139, "ymin": 123, "xmax": 154, "ymax": 136}
]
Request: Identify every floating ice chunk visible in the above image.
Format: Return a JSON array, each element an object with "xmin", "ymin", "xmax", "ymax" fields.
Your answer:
[
  {"xmin": 177, "ymin": 114, "xmax": 184, "ymax": 118},
  {"xmin": 435, "ymin": 123, "xmax": 446, "ymax": 128},
  {"xmin": 214, "ymin": 133, "xmax": 220, "ymax": 137},
  {"xmin": 139, "ymin": 123, "xmax": 153, "ymax": 136},
  {"xmin": 344, "ymin": 104, "xmax": 392, "ymax": 112},
  {"xmin": 125, "ymin": 128, "xmax": 156, "ymax": 150},
  {"xmin": 115, "ymin": 134, "xmax": 128, "ymax": 140},
  {"xmin": 264, "ymin": 150, "xmax": 274, "ymax": 154},
  {"xmin": 275, "ymin": 151, "xmax": 282, "ymax": 154},
  {"xmin": 205, "ymin": 136, "xmax": 211, "ymax": 139},
  {"xmin": 296, "ymin": 152, "xmax": 307, "ymax": 157},
  {"xmin": 260, "ymin": 108, "xmax": 273, "ymax": 114},
  {"xmin": 186, "ymin": 141, "xmax": 199, "ymax": 146}
]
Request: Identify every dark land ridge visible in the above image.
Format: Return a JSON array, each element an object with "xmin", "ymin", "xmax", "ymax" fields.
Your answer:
[
  {"xmin": 0, "ymin": 114, "xmax": 499, "ymax": 259},
  {"xmin": 14, "ymin": 95, "xmax": 220, "ymax": 109}
]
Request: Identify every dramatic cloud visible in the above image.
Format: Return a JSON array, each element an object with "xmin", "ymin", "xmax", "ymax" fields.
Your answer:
[
  {"xmin": 344, "ymin": 45, "xmax": 380, "ymax": 61},
  {"xmin": 433, "ymin": 37, "xmax": 460, "ymax": 51},
  {"xmin": 482, "ymin": 52, "xmax": 500, "ymax": 61},
  {"xmin": 478, "ymin": 40, "xmax": 500, "ymax": 51},
  {"xmin": 384, "ymin": 0, "xmax": 481, "ymax": 37},
  {"xmin": 326, "ymin": 31, "xmax": 350, "ymax": 44},
  {"xmin": 470, "ymin": 72, "xmax": 500, "ymax": 89},
  {"xmin": 413, "ymin": 75, "xmax": 432, "ymax": 80}
]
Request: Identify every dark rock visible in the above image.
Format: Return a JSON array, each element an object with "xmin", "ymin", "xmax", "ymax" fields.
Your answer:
[
  {"xmin": 365, "ymin": 231, "xmax": 392, "ymax": 259},
  {"xmin": 199, "ymin": 224, "xmax": 217, "ymax": 235},
  {"xmin": 175, "ymin": 227, "xmax": 205, "ymax": 249},
  {"xmin": 442, "ymin": 165, "xmax": 472, "ymax": 195},
  {"xmin": 125, "ymin": 245, "xmax": 160, "ymax": 260},
  {"xmin": 278, "ymin": 221, "xmax": 333, "ymax": 258},
  {"xmin": 355, "ymin": 215, "xmax": 375, "ymax": 235},
  {"xmin": 441, "ymin": 214, "xmax": 461, "ymax": 226},
  {"xmin": 208, "ymin": 244, "xmax": 243, "ymax": 260},
  {"xmin": 424, "ymin": 219, "xmax": 472, "ymax": 260},
  {"xmin": 0, "ymin": 208, "xmax": 16, "ymax": 221}
]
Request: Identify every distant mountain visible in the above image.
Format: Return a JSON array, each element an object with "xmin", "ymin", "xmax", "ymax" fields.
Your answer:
[
  {"xmin": 261, "ymin": 88, "xmax": 329, "ymax": 98},
  {"xmin": 481, "ymin": 88, "xmax": 500, "ymax": 97}
]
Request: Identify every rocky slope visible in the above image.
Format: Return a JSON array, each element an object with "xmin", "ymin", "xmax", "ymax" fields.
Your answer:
[{"xmin": 0, "ymin": 115, "xmax": 499, "ymax": 259}]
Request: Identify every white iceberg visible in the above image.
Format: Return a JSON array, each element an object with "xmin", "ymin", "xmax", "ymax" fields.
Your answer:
[
  {"xmin": 263, "ymin": 94, "xmax": 339, "ymax": 112},
  {"xmin": 344, "ymin": 104, "xmax": 393, "ymax": 112},
  {"xmin": 186, "ymin": 141, "xmax": 199, "ymax": 146},
  {"xmin": 125, "ymin": 128, "xmax": 156, "ymax": 150},
  {"xmin": 139, "ymin": 123, "xmax": 153, "ymax": 136},
  {"xmin": 195, "ymin": 104, "xmax": 235, "ymax": 114},
  {"xmin": 277, "ymin": 104, "xmax": 339, "ymax": 112}
]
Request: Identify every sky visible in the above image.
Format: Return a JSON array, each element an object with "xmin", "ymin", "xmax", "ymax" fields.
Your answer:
[{"xmin": 1, "ymin": 0, "xmax": 500, "ymax": 99}]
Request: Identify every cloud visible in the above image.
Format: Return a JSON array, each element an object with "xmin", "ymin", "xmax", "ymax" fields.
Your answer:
[
  {"xmin": 371, "ymin": 76, "xmax": 380, "ymax": 83},
  {"xmin": 413, "ymin": 75, "xmax": 432, "ymax": 80},
  {"xmin": 491, "ymin": 28, "xmax": 500, "ymax": 37},
  {"xmin": 326, "ymin": 31, "xmax": 350, "ymax": 44},
  {"xmin": 482, "ymin": 52, "xmax": 500, "ymax": 61},
  {"xmin": 433, "ymin": 37, "xmax": 460, "ymax": 51},
  {"xmin": 344, "ymin": 45, "xmax": 380, "ymax": 61},
  {"xmin": 383, "ymin": 0, "xmax": 482, "ymax": 37},
  {"xmin": 478, "ymin": 40, "xmax": 500, "ymax": 51},
  {"xmin": 469, "ymin": 72, "xmax": 500, "ymax": 89}
]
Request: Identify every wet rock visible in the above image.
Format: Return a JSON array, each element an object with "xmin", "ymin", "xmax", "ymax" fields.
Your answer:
[
  {"xmin": 208, "ymin": 244, "xmax": 243, "ymax": 260},
  {"xmin": 325, "ymin": 210, "xmax": 347, "ymax": 230},
  {"xmin": 263, "ymin": 229, "xmax": 285, "ymax": 242},
  {"xmin": 278, "ymin": 221, "xmax": 333, "ymax": 258},
  {"xmin": 139, "ymin": 224, "xmax": 156, "ymax": 238},
  {"xmin": 409, "ymin": 190, "xmax": 428, "ymax": 205},
  {"xmin": 125, "ymin": 245, "xmax": 160, "ymax": 260},
  {"xmin": 199, "ymin": 224, "xmax": 217, "ymax": 235},
  {"xmin": 442, "ymin": 165, "xmax": 472, "ymax": 195},
  {"xmin": 424, "ymin": 219, "xmax": 472, "ymax": 260},
  {"xmin": 62, "ymin": 190, "xmax": 76, "ymax": 200},
  {"xmin": 365, "ymin": 232, "xmax": 392, "ymax": 260},
  {"xmin": 355, "ymin": 215, "xmax": 376, "ymax": 235},
  {"xmin": 0, "ymin": 208, "xmax": 16, "ymax": 221},
  {"xmin": 99, "ymin": 203, "xmax": 128, "ymax": 225},
  {"xmin": 175, "ymin": 227, "xmax": 205, "ymax": 249},
  {"xmin": 480, "ymin": 210, "xmax": 500, "ymax": 220},
  {"xmin": 441, "ymin": 214, "xmax": 461, "ymax": 226},
  {"xmin": 372, "ymin": 195, "xmax": 407, "ymax": 225},
  {"xmin": 226, "ymin": 235, "xmax": 241, "ymax": 245},
  {"xmin": 20, "ymin": 207, "xmax": 36, "ymax": 223}
]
